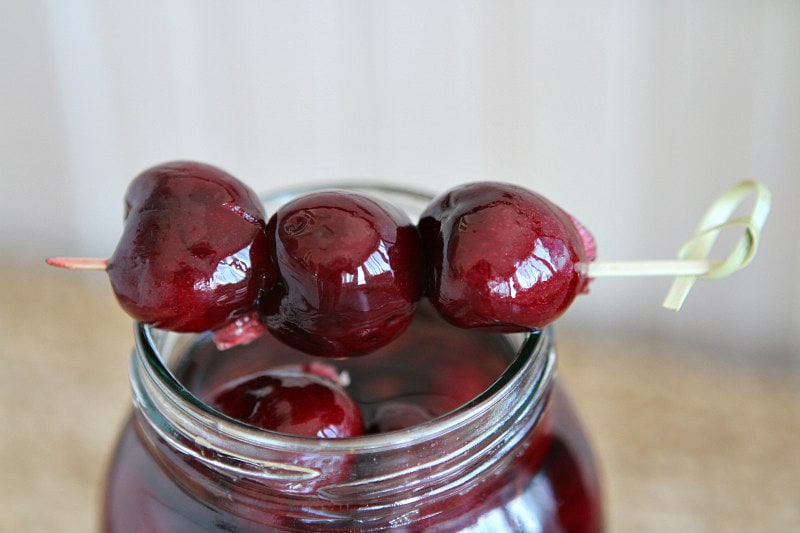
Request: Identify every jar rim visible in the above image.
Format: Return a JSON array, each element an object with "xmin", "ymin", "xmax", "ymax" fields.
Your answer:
[{"xmin": 134, "ymin": 321, "xmax": 553, "ymax": 454}]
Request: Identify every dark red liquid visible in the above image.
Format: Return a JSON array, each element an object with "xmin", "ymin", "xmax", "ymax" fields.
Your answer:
[{"xmin": 103, "ymin": 306, "xmax": 602, "ymax": 532}]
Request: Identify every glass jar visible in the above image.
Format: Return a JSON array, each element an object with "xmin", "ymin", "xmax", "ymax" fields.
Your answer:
[{"xmin": 101, "ymin": 185, "xmax": 603, "ymax": 533}]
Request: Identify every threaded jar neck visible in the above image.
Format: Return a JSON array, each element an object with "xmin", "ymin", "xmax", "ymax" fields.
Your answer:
[{"xmin": 130, "ymin": 322, "xmax": 554, "ymax": 523}]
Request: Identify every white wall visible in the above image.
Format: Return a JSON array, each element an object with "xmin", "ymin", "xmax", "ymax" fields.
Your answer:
[{"xmin": 4, "ymin": 1, "xmax": 798, "ymax": 364}]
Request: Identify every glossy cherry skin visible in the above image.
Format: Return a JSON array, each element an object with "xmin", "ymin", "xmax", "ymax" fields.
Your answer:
[
  {"xmin": 107, "ymin": 161, "xmax": 276, "ymax": 334},
  {"xmin": 206, "ymin": 368, "xmax": 365, "ymax": 438},
  {"xmin": 418, "ymin": 182, "xmax": 596, "ymax": 332},
  {"xmin": 262, "ymin": 190, "xmax": 425, "ymax": 357}
]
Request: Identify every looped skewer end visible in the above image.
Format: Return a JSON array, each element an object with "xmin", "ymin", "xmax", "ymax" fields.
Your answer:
[
  {"xmin": 582, "ymin": 179, "xmax": 771, "ymax": 311},
  {"xmin": 661, "ymin": 179, "xmax": 771, "ymax": 311}
]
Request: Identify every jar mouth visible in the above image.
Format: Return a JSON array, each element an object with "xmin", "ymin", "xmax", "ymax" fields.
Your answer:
[{"xmin": 134, "ymin": 322, "xmax": 553, "ymax": 454}]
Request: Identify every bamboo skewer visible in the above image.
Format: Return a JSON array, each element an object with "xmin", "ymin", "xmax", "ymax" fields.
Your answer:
[
  {"xmin": 45, "ymin": 257, "xmax": 108, "ymax": 270},
  {"xmin": 583, "ymin": 259, "xmax": 720, "ymax": 278}
]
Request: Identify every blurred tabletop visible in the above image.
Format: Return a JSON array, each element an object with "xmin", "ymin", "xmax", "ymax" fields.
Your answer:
[{"xmin": 2, "ymin": 261, "xmax": 799, "ymax": 533}]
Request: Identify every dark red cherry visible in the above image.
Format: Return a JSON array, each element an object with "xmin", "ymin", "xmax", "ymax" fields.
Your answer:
[
  {"xmin": 206, "ymin": 367, "xmax": 365, "ymax": 438},
  {"xmin": 418, "ymin": 182, "xmax": 595, "ymax": 332},
  {"xmin": 106, "ymin": 161, "xmax": 276, "ymax": 338},
  {"xmin": 262, "ymin": 190, "xmax": 425, "ymax": 357}
]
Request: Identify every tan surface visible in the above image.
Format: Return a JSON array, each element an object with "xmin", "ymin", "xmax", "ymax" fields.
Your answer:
[{"xmin": 2, "ymin": 261, "xmax": 799, "ymax": 532}]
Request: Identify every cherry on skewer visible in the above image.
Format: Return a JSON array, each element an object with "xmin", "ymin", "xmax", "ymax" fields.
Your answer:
[
  {"xmin": 46, "ymin": 161, "xmax": 277, "ymax": 349},
  {"xmin": 262, "ymin": 189, "xmax": 426, "ymax": 358},
  {"xmin": 418, "ymin": 181, "xmax": 597, "ymax": 333}
]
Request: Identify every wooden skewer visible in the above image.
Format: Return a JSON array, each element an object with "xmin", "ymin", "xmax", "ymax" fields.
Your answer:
[
  {"xmin": 49, "ymin": 255, "xmax": 720, "ymax": 279},
  {"xmin": 583, "ymin": 259, "xmax": 720, "ymax": 278},
  {"xmin": 45, "ymin": 257, "xmax": 109, "ymax": 270}
]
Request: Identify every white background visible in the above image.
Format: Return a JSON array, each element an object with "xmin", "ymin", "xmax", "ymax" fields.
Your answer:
[{"xmin": 3, "ymin": 1, "xmax": 798, "ymax": 366}]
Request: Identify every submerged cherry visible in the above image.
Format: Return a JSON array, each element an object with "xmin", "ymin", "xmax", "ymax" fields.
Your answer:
[
  {"xmin": 418, "ymin": 182, "xmax": 596, "ymax": 332},
  {"xmin": 206, "ymin": 367, "xmax": 365, "ymax": 438},
  {"xmin": 106, "ymin": 161, "xmax": 276, "ymax": 338},
  {"xmin": 262, "ymin": 190, "xmax": 425, "ymax": 357}
]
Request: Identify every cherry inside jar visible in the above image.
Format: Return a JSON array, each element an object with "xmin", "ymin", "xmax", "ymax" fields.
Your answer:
[{"xmin": 101, "ymin": 185, "xmax": 603, "ymax": 533}]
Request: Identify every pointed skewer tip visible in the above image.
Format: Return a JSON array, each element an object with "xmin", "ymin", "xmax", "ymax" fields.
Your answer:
[{"xmin": 45, "ymin": 257, "xmax": 109, "ymax": 271}]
